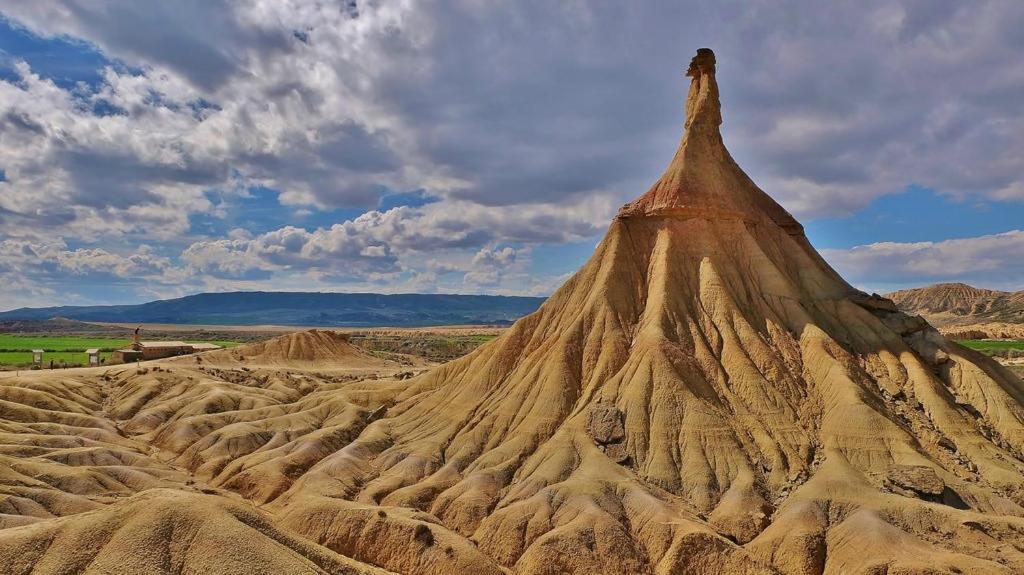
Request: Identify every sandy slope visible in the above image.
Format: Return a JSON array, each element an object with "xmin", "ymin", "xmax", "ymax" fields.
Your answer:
[
  {"xmin": 2, "ymin": 49, "xmax": 1024, "ymax": 574},
  {"xmin": 0, "ymin": 489, "xmax": 391, "ymax": 575},
  {"xmin": 0, "ymin": 349, "xmax": 406, "ymax": 574}
]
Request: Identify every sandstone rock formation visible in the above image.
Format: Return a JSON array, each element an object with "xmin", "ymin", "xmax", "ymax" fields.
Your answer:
[{"xmin": 2, "ymin": 48, "xmax": 1024, "ymax": 574}]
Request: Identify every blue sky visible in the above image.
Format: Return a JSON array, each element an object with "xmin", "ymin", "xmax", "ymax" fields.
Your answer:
[
  {"xmin": 0, "ymin": 17, "xmax": 108, "ymax": 88},
  {"xmin": 0, "ymin": 2, "xmax": 1023, "ymax": 309},
  {"xmin": 805, "ymin": 186, "xmax": 1024, "ymax": 250}
]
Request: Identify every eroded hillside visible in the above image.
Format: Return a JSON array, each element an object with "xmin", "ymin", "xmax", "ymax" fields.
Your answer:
[{"xmin": 2, "ymin": 49, "xmax": 1024, "ymax": 575}]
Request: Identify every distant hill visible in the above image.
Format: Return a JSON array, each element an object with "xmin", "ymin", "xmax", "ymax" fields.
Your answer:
[
  {"xmin": 886, "ymin": 282, "xmax": 1024, "ymax": 334},
  {"xmin": 0, "ymin": 292, "xmax": 546, "ymax": 327},
  {"xmin": 0, "ymin": 317, "xmax": 125, "ymax": 334}
]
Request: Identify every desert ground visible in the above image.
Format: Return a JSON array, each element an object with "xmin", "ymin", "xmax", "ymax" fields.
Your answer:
[{"xmin": 2, "ymin": 48, "xmax": 1024, "ymax": 575}]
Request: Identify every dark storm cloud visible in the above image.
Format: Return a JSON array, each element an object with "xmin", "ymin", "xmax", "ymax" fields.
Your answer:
[
  {"xmin": 61, "ymin": 148, "xmax": 226, "ymax": 207},
  {"xmin": 54, "ymin": 0, "xmax": 297, "ymax": 93}
]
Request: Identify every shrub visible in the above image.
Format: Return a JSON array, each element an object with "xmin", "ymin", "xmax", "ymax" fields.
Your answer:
[{"xmin": 413, "ymin": 524, "xmax": 434, "ymax": 546}]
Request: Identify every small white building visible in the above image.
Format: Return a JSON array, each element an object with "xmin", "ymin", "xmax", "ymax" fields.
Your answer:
[
  {"xmin": 86, "ymin": 348, "xmax": 101, "ymax": 366},
  {"xmin": 32, "ymin": 349, "xmax": 44, "ymax": 365}
]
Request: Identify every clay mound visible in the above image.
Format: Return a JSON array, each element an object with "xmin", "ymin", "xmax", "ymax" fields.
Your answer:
[
  {"xmin": 194, "ymin": 329, "xmax": 397, "ymax": 369},
  {"xmin": 889, "ymin": 282, "xmax": 1024, "ymax": 327},
  {"xmin": 0, "ymin": 489, "xmax": 386, "ymax": 575},
  {"xmin": 2, "ymin": 48, "xmax": 1024, "ymax": 574},
  {"xmin": 266, "ymin": 49, "xmax": 1024, "ymax": 573}
]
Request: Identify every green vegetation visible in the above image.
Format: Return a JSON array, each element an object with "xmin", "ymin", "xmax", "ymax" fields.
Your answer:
[
  {"xmin": 0, "ymin": 335, "xmax": 240, "ymax": 367},
  {"xmin": 957, "ymin": 340, "xmax": 1024, "ymax": 352},
  {"xmin": 0, "ymin": 335, "xmax": 130, "ymax": 351}
]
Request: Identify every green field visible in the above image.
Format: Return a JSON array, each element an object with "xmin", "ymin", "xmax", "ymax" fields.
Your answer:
[
  {"xmin": 957, "ymin": 340, "xmax": 1024, "ymax": 352},
  {"xmin": 0, "ymin": 335, "xmax": 239, "ymax": 367},
  {"xmin": 0, "ymin": 335, "xmax": 132, "ymax": 351}
]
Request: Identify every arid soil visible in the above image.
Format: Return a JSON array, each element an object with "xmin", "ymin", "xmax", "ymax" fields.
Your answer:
[
  {"xmin": 0, "ymin": 331, "xmax": 418, "ymax": 574},
  {"xmin": 2, "ymin": 49, "xmax": 1024, "ymax": 574}
]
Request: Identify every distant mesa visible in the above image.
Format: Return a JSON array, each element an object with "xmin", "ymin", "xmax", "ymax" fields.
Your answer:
[{"xmin": 0, "ymin": 292, "xmax": 546, "ymax": 327}]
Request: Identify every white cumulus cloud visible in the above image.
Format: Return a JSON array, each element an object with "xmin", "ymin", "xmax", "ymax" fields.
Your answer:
[{"xmin": 822, "ymin": 230, "xmax": 1024, "ymax": 291}]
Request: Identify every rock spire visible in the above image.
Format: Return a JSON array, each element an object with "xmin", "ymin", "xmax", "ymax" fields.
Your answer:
[{"xmin": 618, "ymin": 48, "xmax": 802, "ymax": 234}]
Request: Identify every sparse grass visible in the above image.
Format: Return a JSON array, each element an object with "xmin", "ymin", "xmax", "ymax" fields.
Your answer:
[
  {"xmin": 187, "ymin": 341, "xmax": 242, "ymax": 349},
  {"xmin": 351, "ymin": 333, "xmax": 499, "ymax": 363}
]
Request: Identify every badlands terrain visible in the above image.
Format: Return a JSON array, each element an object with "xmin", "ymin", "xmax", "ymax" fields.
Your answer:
[
  {"xmin": 3, "ymin": 48, "xmax": 1024, "ymax": 574},
  {"xmin": 889, "ymin": 283, "xmax": 1024, "ymax": 340}
]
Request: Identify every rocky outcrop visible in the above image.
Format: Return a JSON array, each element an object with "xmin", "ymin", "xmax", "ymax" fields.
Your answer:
[{"xmin": 886, "ymin": 464, "xmax": 945, "ymax": 497}]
